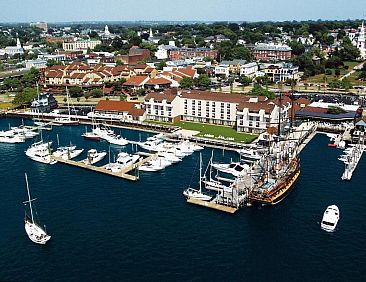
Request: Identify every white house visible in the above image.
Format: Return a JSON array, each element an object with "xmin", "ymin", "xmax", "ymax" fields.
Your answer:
[{"xmin": 240, "ymin": 62, "xmax": 259, "ymax": 78}]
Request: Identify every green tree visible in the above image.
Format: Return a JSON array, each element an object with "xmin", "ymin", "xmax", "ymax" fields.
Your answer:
[
  {"xmin": 115, "ymin": 59, "xmax": 123, "ymax": 66},
  {"xmin": 232, "ymin": 46, "xmax": 252, "ymax": 61},
  {"xmin": 195, "ymin": 74, "xmax": 211, "ymax": 89},
  {"xmin": 22, "ymin": 67, "xmax": 40, "ymax": 87},
  {"xmin": 249, "ymin": 84, "xmax": 275, "ymax": 99},
  {"xmin": 90, "ymin": 89, "xmax": 103, "ymax": 98},
  {"xmin": 288, "ymin": 40, "xmax": 305, "ymax": 56},
  {"xmin": 156, "ymin": 60, "xmax": 167, "ymax": 70},
  {"xmin": 46, "ymin": 59, "xmax": 63, "ymax": 67},
  {"xmin": 13, "ymin": 87, "xmax": 37, "ymax": 105},
  {"xmin": 179, "ymin": 77, "xmax": 194, "ymax": 89},
  {"xmin": 338, "ymin": 37, "xmax": 360, "ymax": 61},
  {"xmin": 238, "ymin": 75, "xmax": 252, "ymax": 86},
  {"xmin": 3, "ymin": 78, "xmax": 21, "ymax": 90},
  {"xmin": 69, "ymin": 86, "xmax": 83, "ymax": 98}
]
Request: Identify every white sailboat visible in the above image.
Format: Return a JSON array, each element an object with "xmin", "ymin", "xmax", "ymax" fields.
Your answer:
[
  {"xmin": 23, "ymin": 173, "xmax": 51, "ymax": 245},
  {"xmin": 183, "ymin": 153, "xmax": 212, "ymax": 201},
  {"xmin": 54, "ymin": 87, "xmax": 79, "ymax": 126}
]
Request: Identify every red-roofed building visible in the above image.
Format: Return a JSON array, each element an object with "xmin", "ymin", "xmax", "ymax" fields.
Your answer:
[
  {"xmin": 144, "ymin": 77, "xmax": 172, "ymax": 90},
  {"xmin": 123, "ymin": 76, "xmax": 150, "ymax": 90},
  {"xmin": 93, "ymin": 100, "xmax": 146, "ymax": 121}
]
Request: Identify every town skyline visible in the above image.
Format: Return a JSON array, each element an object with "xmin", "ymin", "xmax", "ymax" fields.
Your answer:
[{"xmin": 1, "ymin": 0, "xmax": 365, "ymax": 23}]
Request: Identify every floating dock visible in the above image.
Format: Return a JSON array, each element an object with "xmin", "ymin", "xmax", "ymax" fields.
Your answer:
[
  {"xmin": 341, "ymin": 143, "xmax": 365, "ymax": 181},
  {"xmin": 186, "ymin": 198, "xmax": 238, "ymax": 214},
  {"xmin": 52, "ymin": 153, "xmax": 157, "ymax": 181}
]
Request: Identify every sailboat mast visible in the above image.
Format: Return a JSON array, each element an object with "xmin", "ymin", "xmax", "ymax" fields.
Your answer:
[
  {"xmin": 25, "ymin": 173, "xmax": 35, "ymax": 224},
  {"xmin": 66, "ymin": 87, "xmax": 71, "ymax": 118},
  {"xmin": 199, "ymin": 153, "xmax": 202, "ymax": 193}
]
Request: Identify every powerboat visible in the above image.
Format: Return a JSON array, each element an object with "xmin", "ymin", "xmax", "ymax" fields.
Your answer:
[
  {"xmin": 157, "ymin": 151, "xmax": 182, "ymax": 164},
  {"xmin": 104, "ymin": 152, "xmax": 141, "ymax": 173},
  {"xmin": 211, "ymin": 161, "xmax": 250, "ymax": 177},
  {"xmin": 82, "ymin": 131, "xmax": 101, "ymax": 141},
  {"xmin": 23, "ymin": 173, "xmax": 51, "ymax": 245},
  {"xmin": 321, "ymin": 205, "xmax": 340, "ymax": 232},
  {"xmin": 104, "ymin": 134, "xmax": 128, "ymax": 146},
  {"xmin": 138, "ymin": 156, "xmax": 171, "ymax": 172},
  {"xmin": 237, "ymin": 148, "xmax": 262, "ymax": 161},
  {"xmin": 25, "ymin": 141, "xmax": 57, "ymax": 165},
  {"xmin": 0, "ymin": 134, "xmax": 25, "ymax": 143},
  {"xmin": 179, "ymin": 140, "xmax": 204, "ymax": 151},
  {"xmin": 53, "ymin": 145, "xmax": 84, "ymax": 160},
  {"xmin": 81, "ymin": 149, "xmax": 107, "ymax": 165},
  {"xmin": 54, "ymin": 117, "xmax": 79, "ymax": 126}
]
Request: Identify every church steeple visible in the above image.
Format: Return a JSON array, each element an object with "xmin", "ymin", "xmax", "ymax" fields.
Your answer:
[
  {"xmin": 149, "ymin": 28, "xmax": 153, "ymax": 38},
  {"xmin": 16, "ymin": 37, "xmax": 21, "ymax": 48}
]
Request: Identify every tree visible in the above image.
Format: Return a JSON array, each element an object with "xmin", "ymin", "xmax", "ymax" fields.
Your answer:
[
  {"xmin": 22, "ymin": 67, "xmax": 40, "ymax": 87},
  {"xmin": 69, "ymin": 86, "xmax": 83, "ymax": 98},
  {"xmin": 47, "ymin": 59, "xmax": 63, "ymax": 67},
  {"xmin": 90, "ymin": 89, "xmax": 103, "ymax": 98},
  {"xmin": 338, "ymin": 37, "xmax": 360, "ymax": 61},
  {"xmin": 238, "ymin": 75, "xmax": 252, "ymax": 86},
  {"xmin": 156, "ymin": 60, "xmax": 167, "ymax": 70},
  {"xmin": 232, "ymin": 46, "xmax": 252, "ymax": 61},
  {"xmin": 249, "ymin": 84, "xmax": 275, "ymax": 99},
  {"xmin": 179, "ymin": 77, "xmax": 194, "ymax": 89},
  {"xmin": 195, "ymin": 74, "xmax": 211, "ymax": 89},
  {"xmin": 288, "ymin": 40, "xmax": 305, "ymax": 56},
  {"xmin": 13, "ymin": 87, "xmax": 37, "ymax": 105},
  {"xmin": 115, "ymin": 59, "xmax": 123, "ymax": 66},
  {"xmin": 3, "ymin": 78, "xmax": 21, "ymax": 91}
]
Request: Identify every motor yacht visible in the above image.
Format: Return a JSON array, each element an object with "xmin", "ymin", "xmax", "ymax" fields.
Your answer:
[
  {"xmin": 104, "ymin": 134, "xmax": 128, "ymax": 146},
  {"xmin": 104, "ymin": 152, "xmax": 141, "ymax": 173},
  {"xmin": 321, "ymin": 205, "xmax": 340, "ymax": 232},
  {"xmin": 138, "ymin": 156, "xmax": 171, "ymax": 172},
  {"xmin": 25, "ymin": 141, "xmax": 57, "ymax": 164},
  {"xmin": 211, "ymin": 161, "xmax": 250, "ymax": 177},
  {"xmin": 157, "ymin": 151, "xmax": 182, "ymax": 164},
  {"xmin": 237, "ymin": 148, "xmax": 262, "ymax": 161},
  {"xmin": 82, "ymin": 131, "xmax": 101, "ymax": 141},
  {"xmin": 53, "ymin": 145, "xmax": 84, "ymax": 160},
  {"xmin": 81, "ymin": 149, "xmax": 107, "ymax": 165}
]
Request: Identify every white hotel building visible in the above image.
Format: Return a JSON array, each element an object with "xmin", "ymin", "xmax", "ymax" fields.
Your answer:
[
  {"xmin": 144, "ymin": 90, "xmax": 291, "ymax": 133},
  {"xmin": 63, "ymin": 39, "xmax": 101, "ymax": 53}
]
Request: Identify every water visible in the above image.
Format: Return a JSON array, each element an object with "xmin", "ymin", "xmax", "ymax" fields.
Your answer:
[{"xmin": 1, "ymin": 117, "xmax": 366, "ymax": 281}]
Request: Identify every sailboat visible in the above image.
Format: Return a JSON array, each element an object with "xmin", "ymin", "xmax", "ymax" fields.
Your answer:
[
  {"xmin": 23, "ymin": 173, "xmax": 51, "ymax": 245},
  {"xmin": 54, "ymin": 87, "xmax": 79, "ymax": 126},
  {"xmin": 183, "ymin": 153, "xmax": 212, "ymax": 201}
]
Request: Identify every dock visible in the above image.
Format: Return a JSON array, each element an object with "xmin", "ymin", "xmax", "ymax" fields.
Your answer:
[
  {"xmin": 52, "ymin": 153, "xmax": 157, "ymax": 181},
  {"xmin": 341, "ymin": 143, "xmax": 365, "ymax": 180},
  {"xmin": 187, "ymin": 198, "xmax": 238, "ymax": 214}
]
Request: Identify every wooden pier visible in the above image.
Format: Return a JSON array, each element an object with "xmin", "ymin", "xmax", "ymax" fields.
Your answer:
[
  {"xmin": 186, "ymin": 198, "xmax": 238, "ymax": 214},
  {"xmin": 52, "ymin": 153, "xmax": 157, "ymax": 181}
]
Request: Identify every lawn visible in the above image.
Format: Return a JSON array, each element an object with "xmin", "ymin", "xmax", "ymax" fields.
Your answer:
[
  {"xmin": 347, "ymin": 72, "xmax": 366, "ymax": 86},
  {"xmin": 0, "ymin": 102, "xmax": 13, "ymax": 110},
  {"xmin": 147, "ymin": 120, "xmax": 258, "ymax": 143}
]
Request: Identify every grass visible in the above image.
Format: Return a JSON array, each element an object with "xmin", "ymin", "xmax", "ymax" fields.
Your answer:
[
  {"xmin": 347, "ymin": 72, "xmax": 366, "ymax": 86},
  {"xmin": 147, "ymin": 120, "xmax": 258, "ymax": 143},
  {"xmin": 0, "ymin": 102, "xmax": 14, "ymax": 110}
]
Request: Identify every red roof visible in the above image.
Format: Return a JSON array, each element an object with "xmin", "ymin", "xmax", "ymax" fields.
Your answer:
[
  {"xmin": 145, "ymin": 77, "xmax": 171, "ymax": 85},
  {"xmin": 123, "ymin": 76, "xmax": 149, "ymax": 86},
  {"xmin": 95, "ymin": 100, "xmax": 140, "ymax": 112}
]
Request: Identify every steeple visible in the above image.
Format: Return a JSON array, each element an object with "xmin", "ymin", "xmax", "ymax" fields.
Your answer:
[
  {"xmin": 149, "ymin": 28, "xmax": 153, "ymax": 38},
  {"xmin": 16, "ymin": 37, "xmax": 21, "ymax": 48},
  {"xmin": 104, "ymin": 25, "xmax": 110, "ymax": 36}
]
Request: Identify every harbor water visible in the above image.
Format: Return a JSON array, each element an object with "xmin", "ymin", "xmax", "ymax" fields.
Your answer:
[{"xmin": 0, "ymin": 117, "xmax": 365, "ymax": 281}]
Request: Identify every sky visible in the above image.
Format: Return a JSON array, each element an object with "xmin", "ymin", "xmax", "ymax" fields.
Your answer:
[{"xmin": 0, "ymin": 0, "xmax": 365, "ymax": 23}]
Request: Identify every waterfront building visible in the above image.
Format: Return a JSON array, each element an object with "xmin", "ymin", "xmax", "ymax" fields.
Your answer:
[
  {"xmin": 63, "ymin": 39, "xmax": 101, "ymax": 53},
  {"xmin": 253, "ymin": 43, "xmax": 292, "ymax": 62},
  {"xmin": 30, "ymin": 92, "xmax": 58, "ymax": 113},
  {"xmin": 93, "ymin": 100, "xmax": 146, "ymax": 121}
]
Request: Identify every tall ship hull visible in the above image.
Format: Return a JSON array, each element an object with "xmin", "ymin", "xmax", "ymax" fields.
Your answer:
[{"xmin": 249, "ymin": 158, "xmax": 300, "ymax": 205}]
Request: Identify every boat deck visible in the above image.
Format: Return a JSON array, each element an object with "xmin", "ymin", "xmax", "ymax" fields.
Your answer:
[
  {"xmin": 186, "ymin": 198, "xmax": 238, "ymax": 213},
  {"xmin": 52, "ymin": 153, "xmax": 157, "ymax": 181}
]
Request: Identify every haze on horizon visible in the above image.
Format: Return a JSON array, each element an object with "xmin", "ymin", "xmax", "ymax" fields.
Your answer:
[{"xmin": 0, "ymin": 0, "xmax": 365, "ymax": 23}]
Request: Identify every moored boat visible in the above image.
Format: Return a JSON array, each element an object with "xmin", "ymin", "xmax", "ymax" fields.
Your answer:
[{"xmin": 321, "ymin": 205, "xmax": 340, "ymax": 232}]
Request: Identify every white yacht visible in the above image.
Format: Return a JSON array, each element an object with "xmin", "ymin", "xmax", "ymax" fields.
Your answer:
[
  {"xmin": 139, "ymin": 156, "xmax": 172, "ymax": 172},
  {"xmin": 25, "ymin": 141, "xmax": 57, "ymax": 165},
  {"xmin": 180, "ymin": 140, "xmax": 204, "ymax": 151},
  {"xmin": 237, "ymin": 147, "xmax": 262, "ymax": 161},
  {"xmin": 211, "ymin": 161, "xmax": 250, "ymax": 177},
  {"xmin": 81, "ymin": 149, "xmax": 107, "ymax": 165},
  {"xmin": 23, "ymin": 173, "xmax": 51, "ymax": 245},
  {"xmin": 321, "ymin": 205, "xmax": 340, "ymax": 232},
  {"xmin": 104, "ymin": 134, "xmax": 128, "ymax": 146},
  {"xmin": 137, "ymin": 138, "xmax": 164, "ymax": 151},
  {"xmin": 53, "ymin": 88, "xmax": 79, "ymax": 126},
  {"xmin": 104, "ymin": 152, "xmax": 140, "ymax": 173},
  {"xmin": 92, "ymin": 125, "xmax": 114, "ymax": 139},
  {"xmin": 53, "ymin": 145, "xmax": 84, "ymax": 160},
  {"xmin": 183, "ymin": 153, "xmax": 212, "ymax": 201},
  {"xmin": 0, "ymin": 134, "xmax": 25, "ymax": 143},
  {"xmin": 157, "ymin": 151, "xmax": 182, "ymax": 164}
]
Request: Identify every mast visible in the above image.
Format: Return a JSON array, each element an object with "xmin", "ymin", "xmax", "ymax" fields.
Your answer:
[
  {"xmin": 199, "ymin": 153, "xmax": 202, "ymax": 193},
  {"xmin": 66, "ymin": 86, "xmax": 71, "ymax": 119},
  {"xmin": 277, "ymin": 88, "xmax": 282, "ymax": 142},
  {"xmin": 25, "ymin": 173, "xmax": 35, "ymax": 224}
]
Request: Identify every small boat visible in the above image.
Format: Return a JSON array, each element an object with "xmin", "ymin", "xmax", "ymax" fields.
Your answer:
[
  {"xmin": 328, "ymin": 143, "xmax": 337, "ymax": 147},
  {"xmin": 23, "ymin": 173, "xmax": 51, "ymax": 245},
  {"xmin": 104, "ymin": 134, "xmax": 128, "ymax": 146},
  {"xmin": 81, "ymin": 149, "xmax": 107, "ymax": 165},
  {"xmin": 321, "ymin": 205, "xmax": 340, "ymax": 232},
  {"xmin": 237, "ymin": 147, "xmax": 262, "ymax": 160},
  {"xmin": 82, "ymin": 131, "xmax": 101, "ymax": 141},
  {"xmin": 183, "ymin": 153, "xmax": 212, "ymax": 201},
  {"xmin": 0, "ymin": 134, "xmax": 25, "ymax": 143},
  {"xmin": 157, "ymin": 151, "xmax": 182, "ymax": 163},
  {"xmin": 138, "ymin": 156, "xmax": 171, "ymax": 172},
  {"xmin": 53, "ymin": 87, "xmax": 79, "ymax": 126}
]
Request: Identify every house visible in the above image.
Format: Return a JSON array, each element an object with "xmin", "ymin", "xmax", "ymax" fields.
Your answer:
[
  {"xmin": 240, "ymin": 62, "xmax": 259, "ymax": 78},
  {"xmin": 144, "ymin": 77, "xmax": 172, "ymax": 90},
  {"xmin": 30, "ymin": 92, "xmax": 58, "ymax": 113},
  {"xmin": 123, "ymin": 76, "xmax": 150, "ymax": 90},
  {"xmin": 155, "ymin": 44, "xmax": 178, "ymax": 60},
  {"xmin": 93, "ymin": 100, "xmax": 146, "ymax": 121},
  {"xmin": 264, "ymin": 63, "xmax": 300, "ymax": 83}
]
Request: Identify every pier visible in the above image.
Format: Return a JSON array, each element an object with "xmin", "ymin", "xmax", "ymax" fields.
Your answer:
[
  {"xmin": 186, "ymin": 198, "xmax": 238, "ymax": 214},
  {"xmin": 341, "ymin": 142, "xmax": 365, "ymax": 180},
  {"xmin": 52, "ymin": 153, "xmax": 157, "ymax": 181}
]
